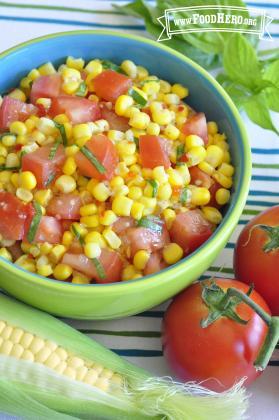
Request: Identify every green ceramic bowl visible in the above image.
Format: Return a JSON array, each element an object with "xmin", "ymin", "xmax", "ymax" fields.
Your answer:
[{"xmin": 0, "ymin": 31, "xmax": 251, "ymax": 319}]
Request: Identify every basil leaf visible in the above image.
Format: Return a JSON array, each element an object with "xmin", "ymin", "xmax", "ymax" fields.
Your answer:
[
  {"xmin": 263, "ymin": 60, "xmax": 279, "ymax": 112},
  {"xmin": 243, "ymin": 93, "xmax": 279, "ymax": 135},
  {"xmin": 80, "ymin": 146, "xmax": 106, "ymax": 174},
  {"xmin": 71, "ymin": 224, "xmax": 85, "ymax": 246},
  {"xmin": 137, "ymin": 215, "xmax": 163, "ymax": 233},
  {"xmin": 129, "ymin": 88, "xmax": 147, "ymax": 107},
  {"xmin": 0, "ymin": 165, "xmax": 20, "ymax": 171},
  {"xmin": 133, "ymin": 137, "xmax": 139, "ymax": 150},
  {"xmin": 48, "ymin": 141, "xmax": 61, "ymax": 160},
  {"xmin": 147, "ymin": 179, "xmax": 158, "ymax": 198},
  {"xmin": 102, "ymin": 60, "xmax": 125, "ymax": 74},
  {"xmin": 54, "ymin": 121, "xmax": 67, "ymax": 146},
  {"xmin": 92, "ymin": 258, "xmax": 106, "ymax": 280},
  {"xmin": 75, "ymin": 81, "xmax": 87, "ymax": 97},
  {"xmin": 176, "ymin": 144, "xmax": 185, "ymax": 160},
  {"xmin": 180, "ymin": 188, "xmax": 191, "ymax": 205},
  {"xmin": 45, "ymin": 172, "xmax": 56, "ymax": 187},
  {"xmin": 27, "ymin": 202, "xmax": 42, "ymax": 243}
]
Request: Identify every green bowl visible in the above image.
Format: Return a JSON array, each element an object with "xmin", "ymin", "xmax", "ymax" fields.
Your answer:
[{"xmin": 0, "ymin": 31, "xmax": 251, "ymax": 319}]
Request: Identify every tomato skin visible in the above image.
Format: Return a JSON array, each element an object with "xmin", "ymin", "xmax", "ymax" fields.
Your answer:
[
  {"xmin": 162, "ymin": 279, "xmax": 270, "ymax": 391},
  {"xmin": 170, "ymin": 210, "xmax": 213, "ymax": 255},
  {"xmin": 74, "ymin": 134, "xmax": 118, "ymax": 180},
  {"xmin": 234, "ymin": 206, "xmax": 279, "ymax": 315},
  {"xmin": 101, "ymin": 106, "xmax": 130, "ymax": 131},
  {"xmin": 34, "ymin": 216, "xmax": 62, "ymax": 244},
  {"xmin": 0, "ymin": 97, "xmax": 37, "ymax": 130},
  {"xmin": 46, "ymin": 194, "xmax": 82, "ymax": 220},
  {"xmin": 182, "ymin": 112, "xmax": 208, "ymax": 144},
  {"xmin": 94, "ymin": 70, "xmax": 132, "ymax": 102},
  {"xmin": 122, "ymin": 225, "xmax": 170, "ymax": 257},
  {"xmin": 144, "ymin": 251, "xmax": 167, "ymax": 276},
  {"xmin": 208, "ymin": 181, "xmax": 222, "ymax": 208},
  {"xmin": 49, "ymin": 95, "xmax": 101, "ymax": 124},
  {"xmin": 139, "ymin": 135, "xmax": 171, "ymax": 169},
  {"xmin": 30, "ymin": 74, "xmax": 61, "ymax": 104},
  {"xmin": 189, "ymin": 166, "xmax": 213, "ymax": 189}
]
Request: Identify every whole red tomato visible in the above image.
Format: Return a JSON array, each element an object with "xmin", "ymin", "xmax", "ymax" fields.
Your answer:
[
  {"xmin": 162, "ymin": 279, "xmax": 270, "ymax": 392},
  {"xmin": 234, "ymin": 206, "xmax": 279, "ymax": 315}
]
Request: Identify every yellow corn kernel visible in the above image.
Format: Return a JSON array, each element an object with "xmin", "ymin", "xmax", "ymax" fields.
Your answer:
[
  {"xmin": 152, "ymin": 166, "xmax": 168, "ymax": 184},
  {"xmin": 0, "ymin": 171, "xmax": 11, "ymax": 185},
  {"xmin": 163, "ymin": 243, "xmax": 183, "ymax": 265},
  {"xmin": 157, "ymin": 183, "xmax": 172, "ymax": 200},
  {"xmin": 62, "ymin": 231, "xmax": 74, "ymax": 247},
  {"xmin": 121, "ymin": 264, "xmax": 139, "ymax": 281},
  {"xmin": 0, "ymin": 247, "xmax": 12, "ymax": 261},
  {"xmin": 18, "ymin": 171, "xmax": 37, "ymax": 190},
  {"xmin": 164, "ymin": 124, "xmax": 180, "ymax": 141},
  {"xmin": 218, "ymin": 163, "xmax": 235, "ymax": 177},
  {"xmin": 191, "ymin": 187, "xmax": 210, "ymax": 206},
  {"xmin": 9, "ymin": 121, "xmax": 27, "ymax": 136},
  {"xmin": 61, "ymin": 67, "xmax": 81, "ymax": 81},
  {"xmin": 163, "ymin": 93, "xmax": 180, "ymax": 106},
  {"xmin": 53, "ymin": 114, "xmax": 69, "ymax": 125},
  {"xmin": 152, "ymin": 109, "xmax": 172, "ymax": 126},
  {"xmin": 28, "ymin": 69, "xmax": 40, "ymax": 81},
  {"xmin": 37, "ymin": 265, "xmax": 53, "ymax": 277},
  {"xmin": 187, "ymin": 146, "xmax": 207, "ymax": 166},
  {"xmin": 29, "ymin": 245, "xmax": 40, "ymax": 257},
  {"xmin": 116, "ymin": 141, "xmax": 136, "ymax": 157},
  {"xmin": 62, "ymin": 81, "xmax": 80, "ymax": 94},
  {"xmin": 34, "ymin": 189, "xmax": 52, "ymax": 207},
  {"xmin": 146, "ymin": 122, "xmax": 160, "ymax": 136},
  {"xmin": 140, "ymin": 197, "xmax": 157, "ymax": 216},
  {"xmin": 79, "ymin": 203, "xmax": 97, "ymax": 217},
  {"xmin": 65, "ymin": 145, "xmax": 79, "ymax": 157},
  {"xmin": 53, "ymin": 264, "xmax": 73, "ymax": 281},
  {"xmin": 84, "ymin": 242, "xmax": 101, "ymax": 259},
  {"xmin": 131, "ymin": 201, "xmax": 144, "ymax": 220},
  {"xmin": 112, "ymin": 196, "xmax": 133, "ymax": 217},
  {"xmin": 20, "ymin": 77, "xmax": 32, "ymax": 92},
  {"xmin": 99, "ymin": 210, "xmax": 118, "ymax": 226},
  {"xmin": 72, "ymin": 274, "xmax": 90, "ymax": 284},
  {"xmin": 123, "ymin": 154, "xmax": 137, "ymax": 166},
  {"xmin": 66, "ymin": 56, "xmax": 85, "ymax": 71},
  {"xmin": 37, "ymin": 117, "xmax": 56, "ymax": 136},
  {"xmin": 205, "ymin": 145, "xmax": 224, "ymax": 168},
  {"xmin": 143, "ymin": 182, "xmax": 156, "ymax": 198},
  {"xmin": 113, "ymin": 185, "xmax": 129, "ymax": 198},
  {"xmin": 6, "ymin": 153, "xmax": 19, "ymax": 168},
  {"xmin": 49, "ymin": 245, "xmax": 66, "ymax": 264},
  {"xmin": 80, "ymin": 215, "xmax": 99, "ymax": 228},
  {"xmin": 55, "ymin": 175, "xmax": 76, "ymax": 194},
  {"xmin": 207, "ymin": 121, "xmax": 218, "ymax": 135},
  {"xmin": 185, "ymin": 134, "xmax": 204, "ymax": 149},
  {"xmin": 129, "ymin": 112, "xmax": 150, "ymax": 130},
  {"xmin": 223, "ymin": 151, "xmax": 231, "ymax": 164},
  {"xmin": 198, "ymin": 161, "xmax": 215, "ymax": 176},
  {"xmin": 115, "ymin": 95, "xmax": 134, "ymax": 117},
  {"xmin": 62, "ymin": 157, "xmax": 76, "ymax": 176},
  {"xmin": 85, "ymin": 60, "xmax": 102, "ymax": 76},
  {"xmin": 133, "ymin": 250, "xmax": 150, "ymax": 270},
  {"xmin": 0, "ymin": 146, "xmax": 8, "ymax": 158},
  {"xmin": 216, "ymin": 188, "xmax": 231, "ymax": 206},
  {"xmin": 159, "ymin": 80, "xmax": 171, "ymax": 94},
  {"xmin": 171, "ymin": 83, "xmax": 189, "ymax": 99},
  {"xmin": 92, "ymin": 182, "xmax": 110, "ymax": 202},
  {"xmin": 102, "ymin": 228, "xmax": 121, "ymax": 250},
  {"xmin": 136, "ymin": 66, "xmax": 148, "ymax": 80},
  {"xmin": 142, "ymin": 81, "xmax": 160, "ymax": 96},
  {"xmin": 16, "ymin": 188, "xmax": 33, "ymax": 203},
  {"xmin": 213, "ymin": 172, "xmax": 233, "ymax": 189},
  {"xmin": 31, "ymin": 130, "xmax": 45, "ymax": 145},
  {"xmin": 167, "ymin": 168, "xmax": 184, "ymax": 187},
  {"xmin": 84, "ymin": 232, "xmax": 105, "ymax": 247},
  {"xmin": 107, "ymin": 130, "xmax": 124, "ymax": 143},
  {"xmin": 163, "ymin": 208, "xmax": 176, "ymax": 229},
  {"xmin": 128, "ymin": 186, "xmax": 142, "ymax": 200},
  {"xmin": 175, "ymin": 114, "xmax": 187, "ymax": 127},
  {"xmin": 121, "ymin": 60, "xmax": 137, "ymax": 78},
  {"xmin": 176, "ymin": 164, "xmax": 191, "ymax": 185},
  {"xmin": 38, "ymin": 62, "xmax": 56, "ymax": 75},
  {"xmin": 8, "ymin": 88, "xmax": 26, "ymax": 102},
  {"xmin": 72, "ymin": 123, "xmax": 91, "ymax": 141},
  {"xmin": 20, "ymin": 242, "xmax": 32, "ymax": 254},
  {"xmin": 1, "ymin": 135, "xmax": 16, "ymax": 147},
  {"xmin": 202, "ymin": 206, "xmax": 223, "ymax": 225}
]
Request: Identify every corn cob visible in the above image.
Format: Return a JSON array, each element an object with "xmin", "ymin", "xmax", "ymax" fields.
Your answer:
[{"xmin": 0, "ymin": 293, "xmax": 248, "ymax": 420}]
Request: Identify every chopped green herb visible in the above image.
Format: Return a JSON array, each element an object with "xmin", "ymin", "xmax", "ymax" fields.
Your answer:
[
  {"xmin": 27, "ymin": 202, "xmax": 42, "ymax": 243},
  {"xmin": 75, "ymin": 81, "xmax": 87, "ymax": 97},
  {"xmin": 48, "ymin": 141, "xmax": 61, "ymax": 160},
  {"xmin": 80, "ymin": 146, "xmax": 106, "ymax": 174},
  {"xmin": 175, "ymin": 162, "xmax": 186, "ymax": 167},
  {"xmin": 71, "ymin": 224, "xmax": 85, "ymax": 246},
  {"xmin": 180, "ymin": 188, "xmax": 191, "ymax": 205},
  {"xmin": 45, "ymin": 172, "xmax": 56, "ymax": 187},
  {"xmin": 54, "ymin": 121, "xmax": 67, "ymax": 146},
  {"xmin": 0, "ymin": 165, "xmax": 20, "ymax": 171},
  {"xmin": 176, "ymin": 144, "xmax": 185, "ymax": 160},
  {"xmin": 137, "ymin": 216, "xmax": 163, "ymax": 233},
  {"xmin": 129, "ymin": 88, "xmax": 147, "ymax": 107},
  {"xmin": 133, "ymin": 137, "xmax": 139, "ymax": 150},
  {"xmin": 139, "ymin": 79, "xmax": 160, "ymax": 87},
  {"xmin": 92, "ymin": 257, "xmax": 106, "ymax": 279},
  {"xmin": 147, "ymin": 179, "xmax": 158, "ymax": 198},
  {"xmin": 102, "ymin": 60, "xmax": 125, "ymax": 74}
]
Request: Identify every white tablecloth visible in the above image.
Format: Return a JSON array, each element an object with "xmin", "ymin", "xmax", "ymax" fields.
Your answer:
[{"xmin": 0, "ymin": 0, "xmax": 278, "ymax": 419}]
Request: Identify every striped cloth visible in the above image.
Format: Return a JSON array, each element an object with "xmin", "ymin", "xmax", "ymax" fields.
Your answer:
[{"xmin": 0, "ymin": 1, "xmax": 278, "ymax": 419}]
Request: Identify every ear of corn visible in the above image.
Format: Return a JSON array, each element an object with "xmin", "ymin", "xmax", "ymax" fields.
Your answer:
[{"xmin": 0, "ymin": 293, "xmax": 248, "ymax": 420}]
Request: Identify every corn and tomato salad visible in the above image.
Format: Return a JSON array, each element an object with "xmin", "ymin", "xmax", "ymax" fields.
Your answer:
[{"xmin": 0, "ymin": 57, "xmax": 234, "ymax": 284}]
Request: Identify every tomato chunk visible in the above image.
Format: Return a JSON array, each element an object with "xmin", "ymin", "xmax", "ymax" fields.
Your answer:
[
  {"xmin": 30, "ymin": 74, "xmax": 61, "ymax": 104},
  {"xmin": 46, "ymin": 194, "xmax": 82, "ymax": 220},
  {"xmin": 49, "ymin": 95, "xmax": 101, "ymax": 124},
  {"xmin": 0, "ymin": 97, "xmax": 37, "ymax": 130},
  {"xmin": 75, "ymin": 134, "xmax": 118, "ymax": 180},
  {"xmin": 113, "ymin": 217, "xmax": 135, "ymax": 234},
  {"xmin": 208, "ymin": 181, "xmax": 223, "ymax": 208},
  {"xmin": 22, "ymin": 144, "xmax": 66, "ymax": 188},
  {"xmin": 189, "ymin": 166, "xmax": 213, "ymax": 189},
  {"xmin": 101, "ymin": 106, "xmax": 129, "ymax": 131},
  {"xmin": 139, "ymin": 135, "xmax": 171, "ymax": 169},
  {"xmin": 62, "ymin": 249, "xmax": 123, "ymax": 283},
  {"xmin": 94, "ymin": 70, "xmax": 132, "ymax": 102},
  {"xmin": 123, "ymin": 224, "xmax": 170, "ymax": 257},
  {"xmin": 0, "ymin": 192, "xmax": 34, "ymax": 240},
  {"xmin": 34, "ymin": 216, "xmax": 62, "ymax": 244},
  {"xmin": 182, "ymin": 113, "xmax": 208, "ymax": 144},
  {"xmin": 170, "ymin": 210, "xmax": 213, "ymax": 255},
  {"xmin": 144, "ymin": 251, "xmax": 167, "ymax": 276}
]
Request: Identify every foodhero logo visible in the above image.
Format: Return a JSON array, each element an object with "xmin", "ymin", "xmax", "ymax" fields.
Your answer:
[{"xmin": 157, "ymin": 6, "xmax": 272, "ymax": 41}]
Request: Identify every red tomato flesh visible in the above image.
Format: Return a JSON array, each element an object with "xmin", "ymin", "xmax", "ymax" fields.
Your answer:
[
  {"xmin": 34, "ymin": 216, "xmax": 62, "ymax": 244},
  {"xmin": 22, "ymin": 144, "xmax": 66, "ymax": 188},
  {"xmin": 101, "ymin": 106, "xmax": 130, "ymax": 131},
  {"xmin": 30, "ymin": 74, "xmax": 61, "ymax": 104},
  {"xmin": 0, "ymin": 97, "xmax": 37, "ymax": 130},
  {"xmin": 182, "ymin": 113, "xmax": 208, "ymax": 144},
  {"xmin": 144, "ymin": 251, "xmax": 167, "ymax": 276},
  {"xmin": 122, "ymin": 224, "xmax": 170, "ymax": 257},
  {"xmin": 94, "ymin": 70, "xmax": 132, "ymax": 102},
  {"xmin": 49, "ymin": 95, "xmax": 101, "ymax": 124},
  {"xmin": 62, "ymin": 249, "xmax": 123, "ymax": 283},
  {"xmin": 208, "ymin": 181, "xmax": 222, "ymax": 208},
  {"xmin": 75, "ymin": 134, "xmax": 118, "ymax": 180},
  {"xmin": 46, "ymin": 194, "xmax": 82, "ymax": 220},
  {"xmin": 170, "ymin": 210, "xmax": 213, "ymax": 255},
  {"xmin": 189, "ymin": 166, "xmax": 213, "ymax": 189},
  {"xmin": 0, "ymin": 192, "xmax": 34, "ymax": 240},
  {"xmin": 139, "ymin": 135, "xmax": 171, "ymax": 169},
  {"xmin": 113, "ymin": 217, "xmax": 135, "ymax": 234}
]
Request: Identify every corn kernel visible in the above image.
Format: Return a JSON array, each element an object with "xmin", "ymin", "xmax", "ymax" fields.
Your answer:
[
  {"xmin": 121, "ymin": 60, "xmax": 137, "ymax": 78},
  {"xmin": 37, "ymin": 265, "xmax": 53, "ymax": 277},
  {"xmin": 114, "ymin": 185, "xmax": 129, "ymax": 197},
  {"xmin": 110, "ymin": 176, "xmax": 124, "ymax": 189},
  {"xmin": 62, "ymin": 231, "xmax": 74, "ymax": 247},
  {"xmin": 164, "ymin": 124, "xmax": 180, "ymax": 140},
  {"xmin": 0, "ymin": 170, "xmax": 12, "ymax": 184},
  {"xmin": 207, "ymin": 121, "xmax": 218, "ymax": 135},
  {"xmin": 133, "ymin": 250, "xmax": 149, "ymax": 270},
  {"xmin": 53, "ymin": 264, "xmax": 73, "ymax": 281},
  {"xmin": 80, "ymin": 215, "xmax": 99, "ymax": 228},
  {"xmin": 16, "ymin": 188, "xmax": 33, "ymax": 203},
  {"xmin": 171, "ymin": 83, "xmax": 188, "ymax": 99},
  {"xmin": 9, "ymin": 121, "xmax": 27, "ymax": 136},
  {"xmin": 65, "ymin": 145, "xmax": 79, "ymax": 157},
  {"xmin": 1, "ymin": 135, "xmax": 16, "ymax": 148},
  {"xmin": 163, "ymin": 243, "xmax": 183, "ymax": 264},
  {"xmin": 191, "ymin": 187, "xmax": 210, "ymax": 206},
  {"xmin": 116, "ymin": 141, "xmax": 136, "ymax": 157},
  {"xmin": 84, "ymin": 242, "xmax": 101, "ymax": 259},
  {"xmin": 164, "ymin": 93, "xmax": 180, "ymax": 105},
  {"xmin": 62, "ymin": 157, "xmax": 77, "ymax": 176},
  {"xmin": 62, "ymin": 81, "xmax": 80, "ymax": 94},
  {"xmin": 107, "ymin": 130, "xmax": 124, "ymax": 143},
  {"xmin": 103, "ymin": 228, "xmax": 121, "ymax": 249},
  {"xmin": 72, "ymin": 123, "xmax": 91, "ymax": 141},
  {"xmin": 152, "ymin": 166, "xmax": 168, "ymax": 184},
  {"xmin": 218, "ymin": 163, "xmax": 234, "ymax": 177},
  {"xmin": 28, "ymin": 69, "xmax": 40, "ymax": 81},
  {"xmin": 202, "ymin": 206, "xmax": 222, "ymax": 224},
  {"xmin": 99, "ymin": 210, "xmax": 118, "ymax": 226},
  {"xmin": 0, "ymin": 247, "xmax": 12, "ymax": 261},
  {"xmin": 198, "ymin": 161, "xmax": 215, "ymax": 176},
  {"xmin": 38, "ymin": 62, "xmax": 56, "ymax": 76},
  {"xmin": 55, "ymin": 175, "xmax": 76, "ymax": 194},
  {"xmin": 213, "ymin": 172, "xmax": 233, "ymax": 189},
  {"xmin": 34, "ymin": 189, "xmax": 52, "ymax": 207},
  {"xmin": 129, "ymin": 112, "xmax": 150, "ymax": 130},
  {"xmin": 112, "ymin": 196, "xmax": 133, "ymax": 217},
  {"xmin": 49, "ymin": 245, "xmax": 66, "ymax": 264},
  {"xmin": 146, "ymin": 122, "xmax": 160, "ymax": 136},
  {"xmin": 163, "ymin": 208, "xmax": 176, "ymax": 229},
  {"xmin": 115, "ymin": 95, "xmax": 134, "ymax": 117},
  {"xmin": 152, "ymin": 109, "xmax": 172, "ymax": 126},
  {"xmin": 8, "ymin": 88, "xmax": 26, "ymax": 102},
  {"xmin": 131, "ymin": 201, "xmax": 144, "ymax": 220},
  {"xmin": 18, "ymin": 171, "xmax": 37, "ymax": 190},
  {"xmin": 216, "ymin": 188, "xmax": 230, "ymax": 205},
  {"xmin": 121, "ymin": 264, "xmax": 139, "ymax": 281},
  {"xmin": 128, "ymin": 186, "xmax": 142, "ymax": 200},
  {"xmin": 157, "ymin": 183, "xmax": 172, "ymax": 200},
  {"xmin": 223, "ymin": 151, "xmax": 231, "ymax": 164},
  {"xmin": 140, "ymin": 197, "xmax": 157, "ymax": 216},
  {"xmin": 85, "ymin": 60, "xmax": 103, "ymax": 76},
  {"xmin": 0, "ymin": 146, "xmax": 8, "ymax": 158},
  {"xmin": 205, "ymin": 145, "xmax": 224, "ymax": 168},
  {"xmin": 66, "ymin": 56, "xmax": 85, "ymax": 71},
  {"xmin": 92, "ymin": 182, "xmax": 110, "ymax": 202},
  {"xmin": 137, "ymin": 66, "xmax": 148, "ymax": 80},
  {"xmin": 167, "ymin": 168, "xmax": 183, "ymax": 187},
  {"xmin": 185, "ymin": 134, "xmax": 204, "ymax": 149},
  {"xmin": 72, "ymin": 275, "xmax": 90, "ymax": 284},
  {"xmin": 187, "ymin": 146, "xmax": 207, "ymax": 166},
  {"xmin": 142, "ymin": 81, "xmax": 160, "ymax": 96}
]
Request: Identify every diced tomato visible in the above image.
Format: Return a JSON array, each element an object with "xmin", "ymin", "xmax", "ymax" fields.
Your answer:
[
  {"xmin": 170, "ymin": 210, "xmax": 213, "ymax": 255},
  {"xmin": 123, "ymin": 224, "xmax": 170, "ymax": 257},
  {"xmin": 36, "ymin": 103, "xmax": 47, "ymax": 117},
  {"xmin": 144, "ymin": 251, "xmax": 167, "ymax": 276},
  {"xmin": 139, "ymin": 135, "xmax": 171, "ymax": 169},
  {"xmin": 0, "ymin": 97, "xmax": 37, "ymax": 130},
  {"xmin": 208, "ymin": 181, "xmax": 223, "ymax": 208},
  {"xmin": 68, "ymin": 239, "xmax": 84, "ymax": 254},
  {"xmin": 113, "ymin": 217, "xmax": 135, "ymax": 234},
  {"xmin": 30, "ymin": 74, "xmax": 61, "ymax": 105},
  {"xmin": 94, "ymin": 70, "xmax": 132, "ymax": 103},
  {"xmin": 49, "ymin": 95, "xmax": 101, "ymax": 124},
  {"xmin": 0, "ymin": 192, "xmax": 34, "ymax": 241},
  {"xmin": 22, "ymin": 144, "xmax": 66, "ymax": 188},
  {"xmin": 189, "ymin": 166, "xmax": 213, "ymax": 189},
  {"xmin": 101, "ymin": 106, "xmax": 129, "ymax": 131},
  {"xmin": 61, "ymin": 220, "xmax": 73, "ymax": 232},
  {"xmin": 34, "ymin": 216, "xmax": 62, "ymax": 244},
  {"xmin": 46, "ymin": 194, "xmax": 82, "ymax": 220},
  {"xmin": 75, "ymin": 134, "xmax": 118, "ymax": 180},
  {"xmin": 62, "ymin": 249, "xmax": 123, "ymax": 283},
  {"xmin": 182, "ymin": 113, "xmax": 208, "ymax": 144}
]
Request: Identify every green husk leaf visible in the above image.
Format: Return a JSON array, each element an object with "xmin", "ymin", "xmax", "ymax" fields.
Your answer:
[
  {"xmin": 27, "ymin": 201, "xmax": 42, "ymax": 243},
  {"xmin": 54, "ymin": 121, "xmax": 67, "ymax": 146}
]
